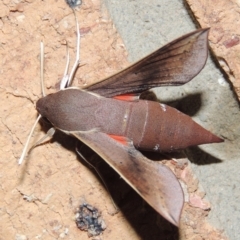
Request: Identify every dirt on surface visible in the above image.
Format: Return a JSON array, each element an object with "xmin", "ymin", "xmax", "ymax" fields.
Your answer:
[{"xmin": 0, "ymin": 0, "xmax": 229, "ymax": 239}]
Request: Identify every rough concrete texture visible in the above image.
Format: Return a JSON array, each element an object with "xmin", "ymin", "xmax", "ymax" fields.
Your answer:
[
  {"xmin": 103, "ymin": 0, "xmax": 240, "ymax": 239},
  {"xmin": 0, "ymin": 0, "xmax": 239, "ymax": 239}
]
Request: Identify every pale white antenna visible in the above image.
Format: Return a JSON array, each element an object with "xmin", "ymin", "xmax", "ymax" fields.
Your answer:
[{"xmin": 18, "ymin": 41, "xmax": 46, "ymax": 165}]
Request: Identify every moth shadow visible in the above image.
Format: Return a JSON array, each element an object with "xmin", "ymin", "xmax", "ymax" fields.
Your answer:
[
  {"xmin": 141, "ymin": 90, "xmax": 203, "ymax": 117},
  {"xmin": 142, "ymin": 147, "xmax": 222, "ymax": 165},
  {"xmin": 185, "ymin": 146, "xmax": 223, "ymax": 165}
]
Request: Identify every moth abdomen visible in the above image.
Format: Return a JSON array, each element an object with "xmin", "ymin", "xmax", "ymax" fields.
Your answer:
[{"xmin": 126, "ymin": 101, "xmax": 223, "ymax": 152}]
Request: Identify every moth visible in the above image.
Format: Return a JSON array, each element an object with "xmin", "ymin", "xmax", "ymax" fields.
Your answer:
[{"xmin": 20, "ymin": 18, "xmax": 223, "ymax": 227}]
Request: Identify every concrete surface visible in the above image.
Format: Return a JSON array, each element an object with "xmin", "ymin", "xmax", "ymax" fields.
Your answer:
[{"xmin": 103, "ymin": 0, "xmax": 240, "ymax": 239}]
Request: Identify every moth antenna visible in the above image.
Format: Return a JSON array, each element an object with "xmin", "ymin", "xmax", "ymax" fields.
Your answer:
[
  {"xmin": 40, "ymin": 41, "xmax": 46, "ymax": 97},
  {"xmin": 67, "ymin": 10, "xmax": 81, "ymax": 87},
  {"xmin": 75, "ymin": 147, "xmax": 119, "ymax": 212},
  {"xmin": 18, "ymin": 115, "xmax": 42, "ymax": 165},
  {"xmin": 60, "ymin": 43, "xmax": 70, "ymax": 90},
  {"xmin": 19, "ymin": 42, "xmax": 54, "ymax": 165}
]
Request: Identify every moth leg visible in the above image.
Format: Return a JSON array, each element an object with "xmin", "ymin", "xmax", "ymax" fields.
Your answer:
[{"xmin": 75, "ymin": 142, "xmax": 119, "ymax": 212}]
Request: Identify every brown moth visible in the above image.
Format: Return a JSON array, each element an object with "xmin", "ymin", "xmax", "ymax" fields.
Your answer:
[{"xmin": 21, "ymin": 23, "xmax": 223, "ymax": 227}]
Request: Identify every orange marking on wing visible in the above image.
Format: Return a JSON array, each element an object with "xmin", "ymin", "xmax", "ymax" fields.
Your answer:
[
  {"xmin": 108, "ymin": 134, "xmax": 128, "ymax": 146},
  {"xmin": 113, "ymin": 94, "xmax": 139, "ymax": 101}
]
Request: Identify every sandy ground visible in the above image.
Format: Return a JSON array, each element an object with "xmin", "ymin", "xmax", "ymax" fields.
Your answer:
[{"xmin": 0, "ymin": 0, "xmax": 238, "ymax": 239}]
